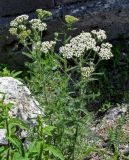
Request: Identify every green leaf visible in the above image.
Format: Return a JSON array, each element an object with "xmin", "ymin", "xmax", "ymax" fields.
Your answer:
[
  {"xmin": 5, "ymin": 103, "xmax": 14, "ymax": 111},
  {"xmin": 12, "ymin": 71, "xmax": 22, "ymax": 78},
  {"xmin": 45, "ymin": 145, "xmax": 64, "ymax": 160},
  {"xmin": 124, "ymin": 155, "xmax": 129, "ymax": 160},
  {"xmin": 0, "ymin": 146, "xmax": 8, "ymax": 155},
  {"xmin": 85, "ymin": 146, "xmax": 94, "ymax": 157},
  {"xmin": 7, "ymin": 135, "xmax": 24, "ymax": 156},
  {"xmin": 22, "ymin": 52, "xmax": 33, "ymax": 59},
  {"xmin": 12, "ymin": 152, "xmax": 27, "ymax": 160},
  {"xmin": 43, "ymin": 126, "xmax": 56, "ymax": 136},
  {"xmin": 28, "ymin": 140, "xmax": 43, "ymax": 156},
  {"xmin": 112, "ymin": 150, "xmax": 119, "ymax": 160},
  {"xmin": 9, "ymin": 118, "xmax": 28, "ymax": 130}
]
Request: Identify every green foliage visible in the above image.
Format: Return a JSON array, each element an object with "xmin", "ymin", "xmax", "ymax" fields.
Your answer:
[
  {"xmin": 92, "ymin": 44, "xmax": 129, "ymax": 111},
  {"xmin": 0, "ymin": 96, "xmax": 64, "ymax": 160},
  {"xmin": 1, "ymin": 8, "xmax": 128, "ymax": 160},
  {"xmin": 36, "ymin": 9, "xmax": 52, "ymax": 20},
  {"xmin": 65, "ymin": 15, "xmax": 79, "ymax": 25},
  {"xmin": 8, "ymin": 9, "xmax": 108, "ymax": 160},
  {"xmin": 0, "ymin": 67, "xmax": 22, "ymax": 79}
]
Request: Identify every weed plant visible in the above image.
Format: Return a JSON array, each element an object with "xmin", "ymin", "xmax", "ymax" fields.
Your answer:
[{"xmin": 0, "ymin": 9, "xmax": 123, "ymax": 160}]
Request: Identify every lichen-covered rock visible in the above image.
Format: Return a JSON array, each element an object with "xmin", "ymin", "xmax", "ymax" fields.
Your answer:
[
  {"xmin": 0, "ymin": 129, "xmax": 7, "ymax": 145},
  {"xmin": 0, "ymin": 77, "xmax": 42, "ymax": 144},
  {"xmin": 0, "ymin": 77, "xmax": 41, "ymax": 121},
  {"xmin": 91, "ymin": 104, "xmax": 129, "ymax": 159},
  {"xmin": 94, "ymin": 104, "xmax": 129, "ymax": 139}
]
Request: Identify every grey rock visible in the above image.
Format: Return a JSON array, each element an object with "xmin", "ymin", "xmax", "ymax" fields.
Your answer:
[
  {"xmin": 0, "ymin": 129, "xmax": 7, "ymax": 145},
  {"xmin": 91, "ymin": 104, "xmax": 129, "ymax": 157},
  {"xmin": 0, "ymin": 0, "xmax": 129, "ymax": 43},
  {"xmin": 0, "ymin": 0, "xmax": 54, "ymax": 16},
  {"xmin": 0, "ymin": 77, "xmax": 42, "ymax": 144}
]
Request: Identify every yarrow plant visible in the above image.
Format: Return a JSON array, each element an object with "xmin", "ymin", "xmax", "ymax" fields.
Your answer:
[
  {"xmin": 60, "ymin": 31, "xmax": 113, "ymax": 60},
  {"xmin": 8, "ymin": 9, "xmax": 114, "ymax": 160},
  {"xmin": 81, "ymin": 66, "xmax": 95, "ymax": 79},
  {"xmin": 29, "ymin": 19, "xmax": 47, "ymax": 31},
  {"xmin": 98, "ymin": 43, "xmax": 113, "ymax": 60},
  {"xmin": 10, "ymin": 15, "xmax": 29, "ymax": 27},
  {"xmin": 33, "ymin": 41, "xmax": 56, "ymax": 53},
  {"xmin": 60, "ymin": 32, "xmax": 97, "ymax": 58},
  {"xmin": 91, "ymin": 29, "xmax": 107, "ymax": 41}
]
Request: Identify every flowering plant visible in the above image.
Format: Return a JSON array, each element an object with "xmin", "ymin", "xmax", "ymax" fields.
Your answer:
[{"xmin": 9, "ymin": 9, "xmax": 113, "ymax": 160}]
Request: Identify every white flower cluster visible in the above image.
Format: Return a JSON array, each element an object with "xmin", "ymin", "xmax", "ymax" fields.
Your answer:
[
  {"xmin": 98, "ymin": 43, "xmax": 113, "ymax": 60},
  {"xmin": 60, "ymin": 32, "xmax": 96, "ymax": 59},
  {"xmin": 81, "ymin": 66, "xmax": 95, "ymax": 78},
  {"xmin": 33, "ymin": 41, "xmax": 56, "ymax": 53},
  {"xmin": 60, "ymin": 30, "xmax": 113, "ymax": 60},
  {"xmin": 10, "ymin": 15, "xmax": 29, "ymax": 27},
  {"xmin": 41, "ymin": 41, "xmax": 56, "ymax": 53},
  {"xmin": 91, "ymin": 29, "xmax": 107, "ymax": 41},
  {"xmin": 29, "ymin": 19, "xmax": 47, "ymax": 31}
]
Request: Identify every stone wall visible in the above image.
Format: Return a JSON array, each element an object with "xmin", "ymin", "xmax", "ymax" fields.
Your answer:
[
  {"xmin": 0, "ymin": 0, "xmax": 129, "ymax": 65},
  {"xmin": 0, "ymin": 0, "xmax": 84, "ymax": 17},
  {"xmin": 1, "ymin": 0, "xmax": 129, "ymax": 38}
]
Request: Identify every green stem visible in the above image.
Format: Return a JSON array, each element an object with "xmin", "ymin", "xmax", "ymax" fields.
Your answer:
[
  {"xmin": 6, "ymin": 118, "xmax": 10, "ymax": 160},
  {"xmin": 72, "ymin": 125, "xmax": 79, "ymax": 160}
]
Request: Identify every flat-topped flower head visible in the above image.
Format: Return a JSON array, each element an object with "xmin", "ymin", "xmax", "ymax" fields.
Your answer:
[
  {"xmin": 29, "ymin": 19, "xmax": 41, "ymax": 24},
  {"xmin": 91, "ymin": 29, "xmax": 107, "ymax": 41},
  {"xmin": 10, "ymin": 15, "xmax": 29, "ymax": 27},
  {"xmin": 60, "ymin": 29, "xmax": 113, "ymax": 60},
  {"xmin": 9, "ymin": 28, "xmax": 18, "ymax": 36},
  {"xmin": 41, "ymin": 41, "xmax": 56, "ymax": 53},
  {"xmin": 60, "ymin": 44, "xmax": 74, "ymax": 59},
  {"xmin": 29, "ymin": 19, "xmax": 47, "ymax": 31},
  {"xmin": 10, "ymin": 20, "xmax": 18, "ymax": 27},
  {"xmin": 33, "ymin": 41, "xmax": 56, "ymax": 53},
  {"xmin": 81, "ymin": 66, "xmax": 95, "ymax": 78},
  {"xmin": 101, "ymin": 43, "xmax": 112, "ymax": 49},
  {"xmin": 60, "ymin": 31, "xmax": 96, "ymax": 59},
  {"xmin": 98, "ymin": 42, "xmax": 113, "ymax": 60}
]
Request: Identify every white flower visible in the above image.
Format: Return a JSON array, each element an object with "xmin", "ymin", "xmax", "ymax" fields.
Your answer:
[
  {"xmin": 101, "ymin": 43, "xmax": 112, "ymax": 49},
  {"xmin": 9, "ymin": 27, "xmax": 18, "ymax": 35},
  {"xmin": 59, "ymin": 44, "xmax": 74, "ymax": 59},
  {"xmin": 15, "ymin": 15, "xmax": 29, "ymax": 23},
  {"xmin": 33, "ymin": 41, "xmax": 56, "ymax": 53},
  {"xmin": 81, "ymin": 66, "xmax": 95, "ymax": 78},
  {"xmin": 10, "ymin": 20, "xmax": 18, "ymax": 27},
  {"xmin": 60, "ymin": 32, "xmax": 96, "ymax": 59},
  {"xmin": 91, "ymin": 29, "xmax": 107, "ymax": 41},
  {"xmin": 10, "ymin": 15, "xmax": 29, "ymax": 27},
  {"xmin": 29, "ymin": 19, "xmax": 41, "ymax": 24},
  {"xmin": 98, "ymin": 43, "xmax": 113, "ymax": 60},
  {"xmin": 93, "ymin": 46, "xmax": 100, "ymax": 52},
  {"xmin": 41, "ymin": 41, "xmax": 56, "ymax": 53},
  {"xmin": 29, "ymin": 19, "xmax": 47, "ymax": 31}
]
